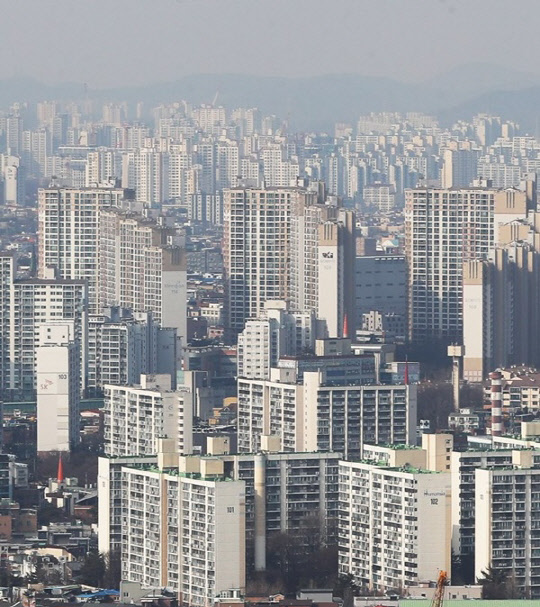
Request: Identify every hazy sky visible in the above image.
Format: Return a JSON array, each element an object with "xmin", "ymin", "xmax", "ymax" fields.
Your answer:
[{"xmin": 2, "ymin": 0, "xmax": 540, "ymax": 88}]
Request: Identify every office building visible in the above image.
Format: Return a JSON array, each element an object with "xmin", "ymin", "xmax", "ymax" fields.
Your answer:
[
  {"xmin": 36, "ymin": 324, "xmax": 80, "ymax": 453},
  {"xmin": 355, "ymin": 255, "xmax": 406, "ymax": 333},
  {"xmin": 103, "ymin": 374, "xmax": 193, "ymax": 457}
]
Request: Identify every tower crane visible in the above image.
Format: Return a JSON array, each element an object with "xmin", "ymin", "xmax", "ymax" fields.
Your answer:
[{"xmin": 430, "ymin": 571, "xmax": 448, "ymax": 607}]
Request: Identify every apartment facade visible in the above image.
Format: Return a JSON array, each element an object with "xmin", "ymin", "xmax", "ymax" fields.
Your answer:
[
  {"xmin": 120, "ymin": 462, "xmax": 245, "ymax": 605},
  {"xmin": 0, "ymin": 253, "xmax": 87, "ymax": 399},
  {"xmin": 475, "ymin": 455, "xmax": 540, "ymax": 598},
  {"xmin": 339, "ymin": 460, "xmax": 451, "ymax": 591},
  {"xmin": 38, "ymin": 185, "xmax": 125, "ymax": 312},
  {"xmin": 405, "ymin": 186, "xmax": 531, "ymax": 342},
  {"xmin": 99, "ymin": 208, "xmax": 187, "ymax": 359},
  {"xmin": 223, "ymin": 186, "xmax": 300, "ymax": 334},
  {"xmin": 237, "ymin": 370, "xmax": 416, "ymax": 457},
  {"xmin": 103, "ymin": 374, "xmax": 193, "ymax": 457}
]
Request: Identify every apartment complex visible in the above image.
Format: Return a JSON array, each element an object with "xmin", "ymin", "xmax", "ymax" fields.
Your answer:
[
  {"xmin": 405, "ymin": 185, "xmax": 532, "ymax": 342},
  {"xmin": 37, "ymin": 184, "xmax": 126, "ymax": 312},
  {"xmin": 98, "ymin": 443, "xmax": 339, "ymax": 591},
  {"xmin": 99, "ymin": 208, "xmax": 187, "ymax": 359},
  {"xmin": 103, "ymin": 374, "xmax": 193, "ymax": 457},
  {"xmin": 338, "ymin": 458, "xmax": 451, "ymax": 591},
  {"xmin": 0, "ymin": 252, "xmax": 87, "ymax": 399},
  {"xmin": 237, "ymin": 367, "xmax": 415, "ymax": 457}
]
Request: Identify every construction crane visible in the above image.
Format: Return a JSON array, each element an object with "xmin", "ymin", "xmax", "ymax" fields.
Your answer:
[{"xmin": 430, "ymin": 570, "xmax": 448, "ymax": 607}]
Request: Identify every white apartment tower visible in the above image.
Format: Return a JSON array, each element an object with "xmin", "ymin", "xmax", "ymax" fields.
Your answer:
[
  {"xmin": 223, "ymin": 186, "xmax": 305, "ymax": 334},
  {"xmin": 475, "ymin": 453, "xmax": 540, "ymax": 598},
  {"xmin": 118, "ymin": 457, "xmax": 245, "ymax": 604},
  {"xmin": 38, "ymin": 185, "xmax": 126, "ymax": 312},
  {"xmin": 0, "ymin": 253, "xmax": 87, "ymax": 399},
  {"xmin": 36, "ymin": 324, "xmax": 80, "ymax": 452},
  {"xmin": 339, "ymin": 459, "xmax": 451, "ymax": 592},
  {"xmin": 237, "ymin": 301, "xmax": 315, "ymax": 380},
  {"xmin": 405, "ymin": 185, "xmax": 533, "ymax": 342},
  {"xmin": 103, "ymin": 374, "xmax": 193, "ymax": 457}
]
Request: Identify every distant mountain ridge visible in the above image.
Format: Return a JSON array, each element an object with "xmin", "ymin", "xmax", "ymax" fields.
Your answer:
[{"xmin": 1, "ymin": 63, "xmax": 539, "ymax": 132}]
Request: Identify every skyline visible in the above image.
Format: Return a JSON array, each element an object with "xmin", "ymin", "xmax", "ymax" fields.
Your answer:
[{"xmin": 3, "ymin": 0, "xmax": 540, "ymax": 88}]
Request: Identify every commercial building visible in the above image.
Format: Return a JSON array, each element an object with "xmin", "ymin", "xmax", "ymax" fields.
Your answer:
[{"xmin": 355, "ymin": 255, "xmax": 406, "ymax": 333}]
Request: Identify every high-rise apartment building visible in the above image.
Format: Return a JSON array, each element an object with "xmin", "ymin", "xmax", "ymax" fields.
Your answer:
[
  {"xmin": 223, "ymin": 186, "xmax": 302, "ymax": 334},
  {"xmin": 98, "ymin": 443, "xmax": 338, "ymax": 587},
  {"xmin": 103, "ymin": 374, "xmax": 193, "ymax": 457},
  {"xmin": 36, "ymin": 324, "xmax": 80, "ymax": 453},
  {"xmin": 290, "ymin": 194, "xmax": 356, "ymax": 338},
  {"xmin": 121, "ymin": 148, "xmax": 170, "ymax": 205},
  {"xmin": 0, "ymin": 253, "xmax": 87, "ymax": 399},
  {"xmin": 119, "ymin": 456, "xmax": 245, "ymax": 604},
  {"xmin": 450, "ymin": 448, "xmax": 517, "ymax": 560},
  {"xmin": 238, "ymin": 364, "xmax": 415, "ymax": 457},
  {"xmin": 38, "ymin": 184, "xmax": 126, "ymax": 312},
  {"xmin": 98, "ymin": 208, "xmax": 187, "ymax": 365},
  {"xmin": 405, "ymin": 185, "xmax": 533, "ymax": 342},
  {"xmin": 463, "ymin": 214, "xmax": 540, "ymax": 381},
  {"xmin": 339, "ymin": 455, "xmax": 451, "ymax": 592},
  {"xmin": 475, "ymin": 452, "xmax": 540, "ymax": 598},
  {"xmin": 237, "ymin": 301, "xmax": 315, "ymax": 380},
  {"xmin": 87, "ymin": 308, "xmax": 177, "ymax": 395}
]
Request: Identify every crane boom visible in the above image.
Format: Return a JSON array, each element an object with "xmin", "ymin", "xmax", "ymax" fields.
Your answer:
[{"xmin": 430, "ymin": 570, "xmax": 447, "ymax": 607}]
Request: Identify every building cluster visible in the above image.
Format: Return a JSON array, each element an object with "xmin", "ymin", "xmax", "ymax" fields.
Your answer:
[{"xmin": 3, "ymin": 99, "xmax": 540, "ymax": 605}]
